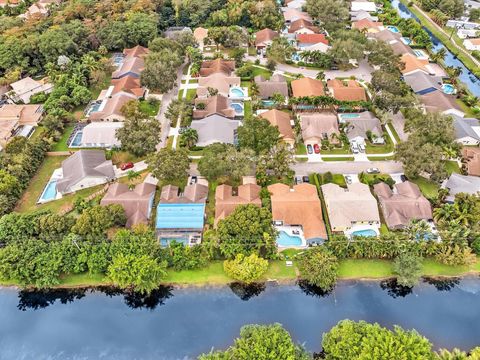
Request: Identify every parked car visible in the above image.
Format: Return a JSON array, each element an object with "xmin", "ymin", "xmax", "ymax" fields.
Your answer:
[
  {"xmin": 120, "ymin": 162, "xmax": 134, "ymax": 171},
  {"xmin": 302, "ymin": 176, "xmax": 310, "ymax": 183},
  {"xmin": 345, "ymin": 175, "xmax": 352, "ymax": 184},
  {"xmin": 313, "ymin": 144, "xmax": 320, "ymax": 154},
  {"xmin": 295, "ymin": 176, "xmax": 303, "ymax": 185},
  {"xmin": 189, "ymin": 176, "xmax": 198, "ymax": 185},
  {"xmin": 366, "ymin": 167, "xmax": 380, "ymax": 174},
  {"xmin": 400, "ymin": 174, "xmax": 408, "ymax": 182},
  {"xmin": 358, "ymin": 143, "xmax": 365, "ymax": 152},
  {"xmin": 351, "ymin": 147, "xmax": 359, "ymax": 154},
  {"xmin": 307, "ymin": 144, "xmax": 313, "ymax": 154}
]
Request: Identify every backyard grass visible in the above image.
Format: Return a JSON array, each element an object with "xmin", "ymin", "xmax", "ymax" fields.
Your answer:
[
  {"xmin": 322, "ymin": 156, "xmax": 355, "ymax": 161},
  {"xmin": 251, "ymin": 66, "xmax": 272, "ymax": 79},
  {"xmin": 30, "ymin": 126, "xmax": 47, "ymax": 141},
  {"xmin": 110, "ymin": 151, "xmax": 144, "ymax": 166},
  {"xmin": 380, "ymin": 223, "xmax": 389, "ymax": 234},
  {"xmin": 51, "ymin": 124, "xmax": 76, "ymax": 151},
  {"xmin": 409, "ymin": 177, "xmax": 440, "ymax": 200},
  {"xmin": 338, "ymin": 259, "xmax": 394, "ymax": 278},
  {"xmin": 244, "ymin": 101, "xmax": 253, "ymax": 118},
  {"xmin": 138, "ymin": 100, "xmax": 160, "ymax": 117}
]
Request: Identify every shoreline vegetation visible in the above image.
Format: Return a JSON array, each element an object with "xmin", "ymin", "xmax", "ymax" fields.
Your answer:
[{"xmin": 2, "ymin": 258, "xmax": 479, "ymax": 290}]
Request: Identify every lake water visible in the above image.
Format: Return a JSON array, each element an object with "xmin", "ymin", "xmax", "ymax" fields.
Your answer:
[
  {"xmin": 390, "ymin": 0, "xmax": 480, "ymax": 96},
  {"xmin": 1, "ymin": 278, "xmax": 480, "ymax": 360}
]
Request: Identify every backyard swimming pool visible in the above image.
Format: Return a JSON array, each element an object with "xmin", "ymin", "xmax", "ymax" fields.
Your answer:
[
  {"xmin": 387, "ymin": 25, "xmax": 400, "ymax": 33},
  {"xmin": 339, "ymin": 113, "xmax": 360, "ymax": 121},
  {"xmin": 351, "ymin": 229, "xmax": 378, "ymax": 237},
  {"xmin": 38, "ymin": 180, "xmax": 58, "ymax": 203},
  {"xmin": 276, "ymin": 231, "xmax": 303, "ymax": 247},
  {"xmin": 442, "ymin": 83, "xmax": 456, "ymax": 95},
  {"xmin": 229, "ymin": 87, "xmax": 246, "ymax": 98},
  {"xmin": 230, "ymin": 102, "xmax": 244, "ymax": 115},
  {"xmin": 262, "ymin": 100, "xmax": 275, "ymax": 107},
  {"xmin": 69, "ymin": 131, "xmax": 83, "ymax": 147}
]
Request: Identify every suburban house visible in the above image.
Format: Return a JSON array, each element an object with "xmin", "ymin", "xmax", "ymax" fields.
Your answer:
[
  {"xmin": 352, "ymin": 18, "xmax": 384, "ymax": 32},
  {"xmin": 0, "ymin": 104, "xmax": 43, "ymax": 147},
  {"xmin": 350, "ymin": 0, "xmax": 377, "ymax": 12},
  {"xmin": 193, "ymin": 27, "xmax": 208, "ymax": 49},
  {"xmin": 55, "ymin": 150, "xmax": 115, "ymax": 195},
  {"xmin": 285, "ymin": 0, "xmax": 306, "ymax": 9},
  {"xmin": 254, "ymin": 74, "xmax": 289, "ymax": 100},
  {"xmin": 190, "ymin": 114, "xmax": 241, "ymax": 146},
  {"xmin": 291, "ymin": 77, "xmax": 325, "ymax": 97},
  {"xmin": 288, "ymin": 19, "xmax": 319, "ymax": 34},
  {"xmin": 156, "ymin": 183, "xmax": 208, "ymax": 245},
  {"xmin": 342, "ymin": 111, "xmax": 384, "ymax": 145},
  {"xmin": 193, "ymin": 95, "xmax": 236, "ymax": 119},
  {"xmin": 101, "ymin": 182, "xmax": 156, "ymax": 228},
  {"xmin": 350, "ymin": 10, "xmax": 379, "ymax": 21},
  {"xmin": 326, "ymin": 79, "xmax": 367, "ymax": 101},
  {"xmin": 259, "ymin": 109, "xmax": 295, "ymax": 147},
  {"xmin": 462, "ymin": 147, "xmax": 480, "ymax": 176},
  {"xmin": 112, "ymin": 55, "xmax": 146, "ymax": 79},
  {"xmin": 295, "ymin": 34, "xmax": 330, "ymax": 52},
  {"xmin": 321, "ymin": 182, "xmax": 381, "ymax": 235},
  {"xmin": 268, "ymin": 183, "xmax": 327, "ymax": 243},
  {"xmin": 419, "ymin": 92, "xmax": 465, "ymax": 117},
  {"xmin": 400, "ymin": 53, "xmax": 435, "ymax": 76},
  {"xmin": 110, "ymin": 76, "xmax": 146, "ymax": 98},
  {"xmin": 451, "ymin": 115, "xmax": 480, "ymax": 145},
  {"xmin": 403, "ymin": 72, "xmax": 441, "ymax": 95},
  {"xmin": 214, "ymin": 182, "xmax": 262, "ymax": 226},
  {"xmin": 88, "ymin": 91, "xmax": 137, "ymax": 121},
  {"xmin": 457, "ymin": 29, "xmax": 479, "ymax": 39},
  {"xmin": 164, "ymin": 26, "xmax": 192, "ymax": 39},
  {"xmin": 442, "ymin": 173, "xmax": 480, "ymax": 202},
  {"xmin": 464, "ymin": 38, "xmax": 480, "ymax": 51},
  {"xmin": 374, "ymin": 181, "xmax": 433, "ymax": 230},
  {"xmin": 72, "ymin": 122, "xmax": 123, "ymax": 148},
  {"xmin": 197, "ymin": 73, "xmax": 242, "ymax": 98},
  {"xmin": 7, "ymin": 77, "xmax": 53, "ymax": 104},
  {"xmin": 199, "ymin": 59, "xmax": 236, "ymax": 77},
  {"xmin": 254, "ymin": 28, "xmax": 279, "ymax": 54},
  {"xmin": 446, "ymin": 19, "xmax": 480, "ymax": 29},
  {"xmin": 300, "ymin": 112, "xmax": 340, "ymax": 145},
  {"xmin": 282, "ymin": 8, "xmax": 312, "ymax": 24},
  {"xmin": 19, "ymin": 0, "xmax": 60, "ymax": 19}
]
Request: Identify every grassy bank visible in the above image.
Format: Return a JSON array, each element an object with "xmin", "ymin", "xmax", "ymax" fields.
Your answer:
[{"xmin": 3, "ymin": 258, "xmax": 480, "ymax": 289}]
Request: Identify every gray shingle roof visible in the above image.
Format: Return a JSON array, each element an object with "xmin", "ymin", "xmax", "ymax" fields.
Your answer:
[
  {"xmin": 442, "ymin": 173, "xmax": 480, "ymax": 201},
  {"xmin": 190, "ymin": 114, "xmax": 241, "ymax": 146},
  {"xmin": 451, "ymin": 115, "xmax": 480, "ymax": 141},
  {"xmin": 403, "ymin": 72, "xmax": 441, "ymax": 93}
]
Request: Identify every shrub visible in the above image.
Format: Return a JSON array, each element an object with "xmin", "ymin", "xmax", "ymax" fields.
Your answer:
[{"xmin": 223, "ymin": 253, "xmax": 269, "ymax": 283}]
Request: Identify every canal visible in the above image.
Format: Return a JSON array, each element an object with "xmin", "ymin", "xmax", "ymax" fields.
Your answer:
[
  {"xmin": 390, "ymin": 0, "xmax": 480, "ymax": 97},
  {"xmin": 1, "ymin": 278, "xmax": 480, "ymax": 359}
]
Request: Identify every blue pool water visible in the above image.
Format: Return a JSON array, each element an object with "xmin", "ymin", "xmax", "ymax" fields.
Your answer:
[
  {"xmin": 277, "ymin": 231, "xmax": 303, "ymax": 247},
  {"xmin": 230, "ymin": 102, "xmax": 244, "ymax": 114},
  {"xmin": 230, "ymin": 87, "xmax": 245, "ymax": 97},
  {"xmin": 69, "ymin": 131, "xmax": 83, "ymax": 147},
  {"xmin": 401, "ymin": 37, "xmax": 412, "ymax": 45},
  {"xmin": 339, "ymin": 113, "xmax": 360, "ymax": 120},
  {"xmin": 39, "ymin": 180, "xmax": 57, "ymax": 202},
  {"xmin": 351, "ymin": 229, "xmax": 377, "ymax": 237},
  {"xmin": 442, "ymin": 83, "xmax": 456, "ymax": 95},
  {"xmin": 387, "ymin": 25, "xmax": 400, "ymax": 33},
  {"xmin": 262, "ymin": 100, "xmax": 275, "ymax": 107}
]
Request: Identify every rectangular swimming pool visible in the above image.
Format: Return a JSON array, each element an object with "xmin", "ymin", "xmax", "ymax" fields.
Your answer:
[{"xmin": 38, "ymin": 180, "xmax": 57, "ymax": 203}]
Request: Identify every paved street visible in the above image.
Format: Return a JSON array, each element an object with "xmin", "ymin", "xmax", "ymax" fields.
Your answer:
[{"xmin": 292, "ymin": 160, "xmax": 404, "ymax": 175}]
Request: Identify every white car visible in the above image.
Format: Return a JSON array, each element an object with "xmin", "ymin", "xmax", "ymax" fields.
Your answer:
[{"xmin": 366, "ymin": 167, "xmax": 380, "ymax": 174}]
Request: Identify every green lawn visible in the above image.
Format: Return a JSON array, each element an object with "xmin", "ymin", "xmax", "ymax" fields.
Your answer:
[
  {"xmin": 322, "ymin": 156, "xmax": 355, "ymax": 161},
  {"xmin": 185, "ymin": 88, "xmax": 197, "ymax": 102},
  {"xmin": 338, "ymin": 259, "xmax": 393, "ymax": 278},
  {"xmin": 380, "ymin": 223, "xmax": 389, "ymax": 234},
  {"xmin": 365, "ymin": 130, "xmax": 394, "ymax": 154},
  {"xmin": 296, "ymin": 143, "xmax": 307, "ymax": 155},
  {"xmin": 166, "ymin": 136, "xmax": 174, "ymax": 149},
  {"xmin": 321, "ymin": 146, "xmax": 351, "ymax": 155},
  {"xmin": 138, "ymin": 100, "xmax": 160, "ymax": 117},
  {"xmin": 445, "ymin": 160, "xmax": 461, "ymax": 175},
  {"xmin": 251, "ymin": 66, "xmax": 272, "ymax": 79},
  {"xmin": 244, "ymin": 101, "xmax": 253, "ymax": 119},
  {"xmin": 387, "ymin": 123, "xmax": 401, "ymax": 143},
  {"xmin": 51, "ymin": 124, "xmax": 76, "ymax": 151},
  {"xmin": 360, "ymin": 173, "xmax": 393, "ymax": 186},
  {"xmin": 409, "ymin": 177, "xmax": 440, "ymax": 200}
]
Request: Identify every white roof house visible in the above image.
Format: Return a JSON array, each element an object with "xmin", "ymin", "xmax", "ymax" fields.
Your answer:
[
  {"xmin": 8, "ymin": 77, "xmax": 53, "ymax": 104},
  {"xmin": 446, "ymin": 19, "xmax": 480, "ymax": 29},
  {"xmin": 464, "ymin": 38, "xmax": 480, "ymax": 51},
  {"xmin": 351, "ymin": 1, "xmax": 377, "ymax": 12},
  {"xmin": 76, "ymin": 122, "xmax": 123, "ymax": 148}
]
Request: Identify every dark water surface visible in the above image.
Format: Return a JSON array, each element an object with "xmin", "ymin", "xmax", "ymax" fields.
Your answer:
[
  {"xmin": 1, "ymin": 278, "xmax": 480, "ymax": 360},
  {"xmin": 390, "ymin": 0, "xmax": 480, "ymax": 96}
]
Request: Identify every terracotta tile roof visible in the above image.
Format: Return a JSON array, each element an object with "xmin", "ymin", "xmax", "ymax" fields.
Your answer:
[
  {"xmin": 200, "ymin": 59, "xmax": 236, "ymax": 77},
  {"xmin": 352, "ymin": 18, "xmax": 383, "ymax": 30},
  {"xmin": 468, "ymin": 38, "xmax": 480, "ymax": 45},
  {"xmin": 259, "ymin": 109, "xmax": 294, "ymax": 143},
  {"xmin": 282, "ymin": 8, "xmax": 312, "ymax": 22},
  {"xmin": 112, "ymin": 56, "xmax": 145, "ymax": 79},
  {"xmin": 291, "ymin": 77, "xmax": 325, "ymax": 97},
  {"xmin": 193, "ymin": 27, "xmax": 208, "ymax": 42},
  {"xmin": 101, "ymin": 182, "xmax": 156, "ymax": 228},
  {"xmin": 400, "ymin": 53, "xmax": 431, "ymax": 75},
  {"xmin": 111, "ymin": 75, "xmax": 145, "ymax": 97},
  {"xmin": 215, "ymin": 183, "xmax": 262, "ymax": 225},
  {"xmin": 255, "ymin": 28, "xmax": 279, "ymax": 46},
  {"xmin": 373, "ymin": 181, "xmax": 432, "ymax": 229},
  {"xmin": 268, "ymin": 183, "xmax": 327, "ymax": 240},
  {"xmin": 0, "ymin": 104, "xmax": 43, "ymax": 145},
  {"xmin": 89, "ymin": 92, "xmax": 137, "ymax": 121},
  {"xmin": 288, "ymin": 19, "xmax": 319, "ymax": 33},
  {"xmin": 327, "ymin": 79, "xmax": 367, "ymax": 101},
  {"xmin": 462, "ymin": 147, "xmax": 480, "ymax": 176},
  {"xmin": 123, "ymin": 45, "xmax": 149, "ymax": 59},
  {"xmin": 193, "ymin": 95, "xmax": 236, "ymax": 119},
  {"xmin": 296, "ymin": 33, "xmax": 329, "ymax": 45},
  {"xmin": 254, "ymin": 74, "xmax": 289, "ymax": 99}
]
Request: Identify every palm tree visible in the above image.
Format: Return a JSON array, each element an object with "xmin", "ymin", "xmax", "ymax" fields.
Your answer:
[
  {"xmin": 316, "ymin": 71, "xmax": 325, "ymax": 81},
  {"xmin": 405, "ymin": 219, "xmax": 432, "ymax": 241},
  {"xmin": 126, "ymin": 170, "xmax": 141, "ymax": 189},
  {"xmin": 431, "ymin": 48, "xmax": 446, "ymax": 63},
  {"xmin": 181, "ymin": 128, "xmax": 198, "ymax": 149},
  {"xmin": 433, "ymin": 203, "xmax": 456, "ymax": 224}
]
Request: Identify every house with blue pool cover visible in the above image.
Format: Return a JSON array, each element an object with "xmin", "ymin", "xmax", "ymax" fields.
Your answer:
[{"xmin": 156, "ymin": 183, "xmax": 208, "ymax": 246}]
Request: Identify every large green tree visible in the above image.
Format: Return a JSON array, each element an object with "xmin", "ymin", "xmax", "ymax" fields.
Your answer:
[
  {"xmin": 141, "ymin": 50, "xmax": 183, "ymax": 93},
  {"xmin": 305, "ymin": 0, "xmax": 349, "ymax": 33},
  {"xmin": 223, "ymin": 253, "xmax": 269, "ymax": 283},
  {"xmin": 217, "ymin": 204, "xmax": 277, "ymax": 259},
  {"xmin": 393, "ymin": 250, "xmax": 423, "ymax": 288},
  {"xmin": 237, "ymin": 116, "xmax": 280, "ymax": 155},
  {"xmin": 147, "ymin": 148, "xmax": 190, "ymax": 182},
  {"xmin": 297, "ymin": 247, "xmax": 338, "ymax": 291}
]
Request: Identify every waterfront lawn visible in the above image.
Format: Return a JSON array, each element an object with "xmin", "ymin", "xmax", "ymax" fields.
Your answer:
[
  {"xmin": 163, "ymin": 261, "xmax": 231, "ymax": 285},
  {"xmin": 338, "ymin": 259, "xmax": 394, "ymax": 278}
]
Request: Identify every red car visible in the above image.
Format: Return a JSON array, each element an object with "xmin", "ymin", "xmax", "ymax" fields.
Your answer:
[
  {"xmin": 120, "ymin": 162, "xmax": 134, "ymax": 171},
  {"xmin": 313, "ymin": 144, "xmax": 320, "ymax": 154}
]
